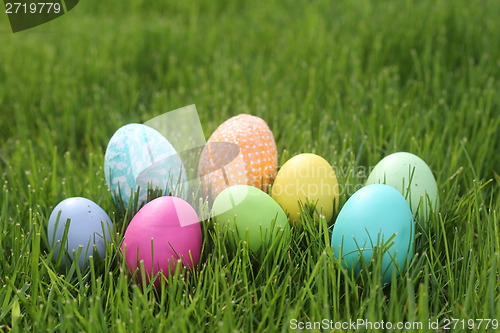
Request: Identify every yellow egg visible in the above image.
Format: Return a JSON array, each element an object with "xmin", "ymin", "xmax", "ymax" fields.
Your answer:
[{"xmin": 271, "ymin": 153, "xmax": 339, "ymax": 226}]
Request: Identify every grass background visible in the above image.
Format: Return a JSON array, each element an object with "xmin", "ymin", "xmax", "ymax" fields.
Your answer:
[{"xmin": 1, "ymin": 0, "xmax": 500, "ymax": 331}]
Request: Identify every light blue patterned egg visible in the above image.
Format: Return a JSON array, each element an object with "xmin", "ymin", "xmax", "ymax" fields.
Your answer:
[{"xmin": 104, "ymin": 123, "xmax": 188, "ymax": 212}]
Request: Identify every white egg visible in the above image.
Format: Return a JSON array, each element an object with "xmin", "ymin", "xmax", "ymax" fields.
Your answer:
[{"xmin": 366, "ymin": 152, "xmax": 439, "ymax": 222}]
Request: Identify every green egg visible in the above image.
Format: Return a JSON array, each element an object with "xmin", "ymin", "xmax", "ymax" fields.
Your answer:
[
  {"xmin": 212, "ymin": 185, "xmax": 290, "ymax": 252},
  {"xmin": 366, "ymin": 152, "xmax": 439, "ymax": 223}
]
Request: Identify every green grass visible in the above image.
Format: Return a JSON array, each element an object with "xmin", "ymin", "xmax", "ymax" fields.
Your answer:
[{"xmin": 1, "ymin": 0, "xmax": 500, "ymax": 331}]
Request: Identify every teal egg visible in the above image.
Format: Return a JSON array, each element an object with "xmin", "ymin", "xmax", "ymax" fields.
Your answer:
[
  {"xmin": 104, "ymin": 123, "xmax": 188, "ymax": 212},
  {"xmin": 331, "ymin": 184, "xmax": 414, "ymax": 283}
]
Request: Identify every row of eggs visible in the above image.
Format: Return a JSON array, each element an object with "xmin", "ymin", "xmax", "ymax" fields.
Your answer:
[{"xmin": 48, "ymin": 114, "xmax": 439, "ymax": 285}]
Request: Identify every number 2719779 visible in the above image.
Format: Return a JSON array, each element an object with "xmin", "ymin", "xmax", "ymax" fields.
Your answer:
[{"xmin": 5, "ymin": 2, "xmax": 61, "ymax": 14}]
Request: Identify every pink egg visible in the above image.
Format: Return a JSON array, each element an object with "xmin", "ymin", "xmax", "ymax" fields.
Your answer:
[{"xmin": 122, "ymin": 196, "xmax": 202, "ymax": 286}]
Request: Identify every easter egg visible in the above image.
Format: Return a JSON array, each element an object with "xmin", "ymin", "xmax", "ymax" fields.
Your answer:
[
  {"xmin": 366, "ymin": 152, "xmax": 439, "ymax": 222},
  {"xmin": 211, "ymin": 185, "xmax": 290, "ymax": 252},
  {"xmin": 104, "ymin": 123, "xmax": 188, "ymax": 212},
  {"xmin": 198, "ymin": 114, "xmax": 277, "ymax": 199},
  {"xmin": 331, "ymin": 184, "xmax": 414, "ymax": 283},
  {"xmin": 271, "ymin": 153, "xmax": 339, "ymax": 226},
  {"xmin": 122, "ymin": 196, "xmax": 202, "ymax": 286},
  {"xmin": 48, "ymin": 197, "xmax": 113, "ymax": 270}
]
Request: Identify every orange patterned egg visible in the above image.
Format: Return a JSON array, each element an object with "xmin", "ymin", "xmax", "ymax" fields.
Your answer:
[{"xmin": 198, "ymin": 114, "xmax": 278, "ymax": 199}]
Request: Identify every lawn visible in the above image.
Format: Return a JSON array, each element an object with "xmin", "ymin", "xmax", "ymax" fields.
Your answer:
[{"xmin": 1, "ymin": 0, "xmax": 499, "ymax": 331}]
